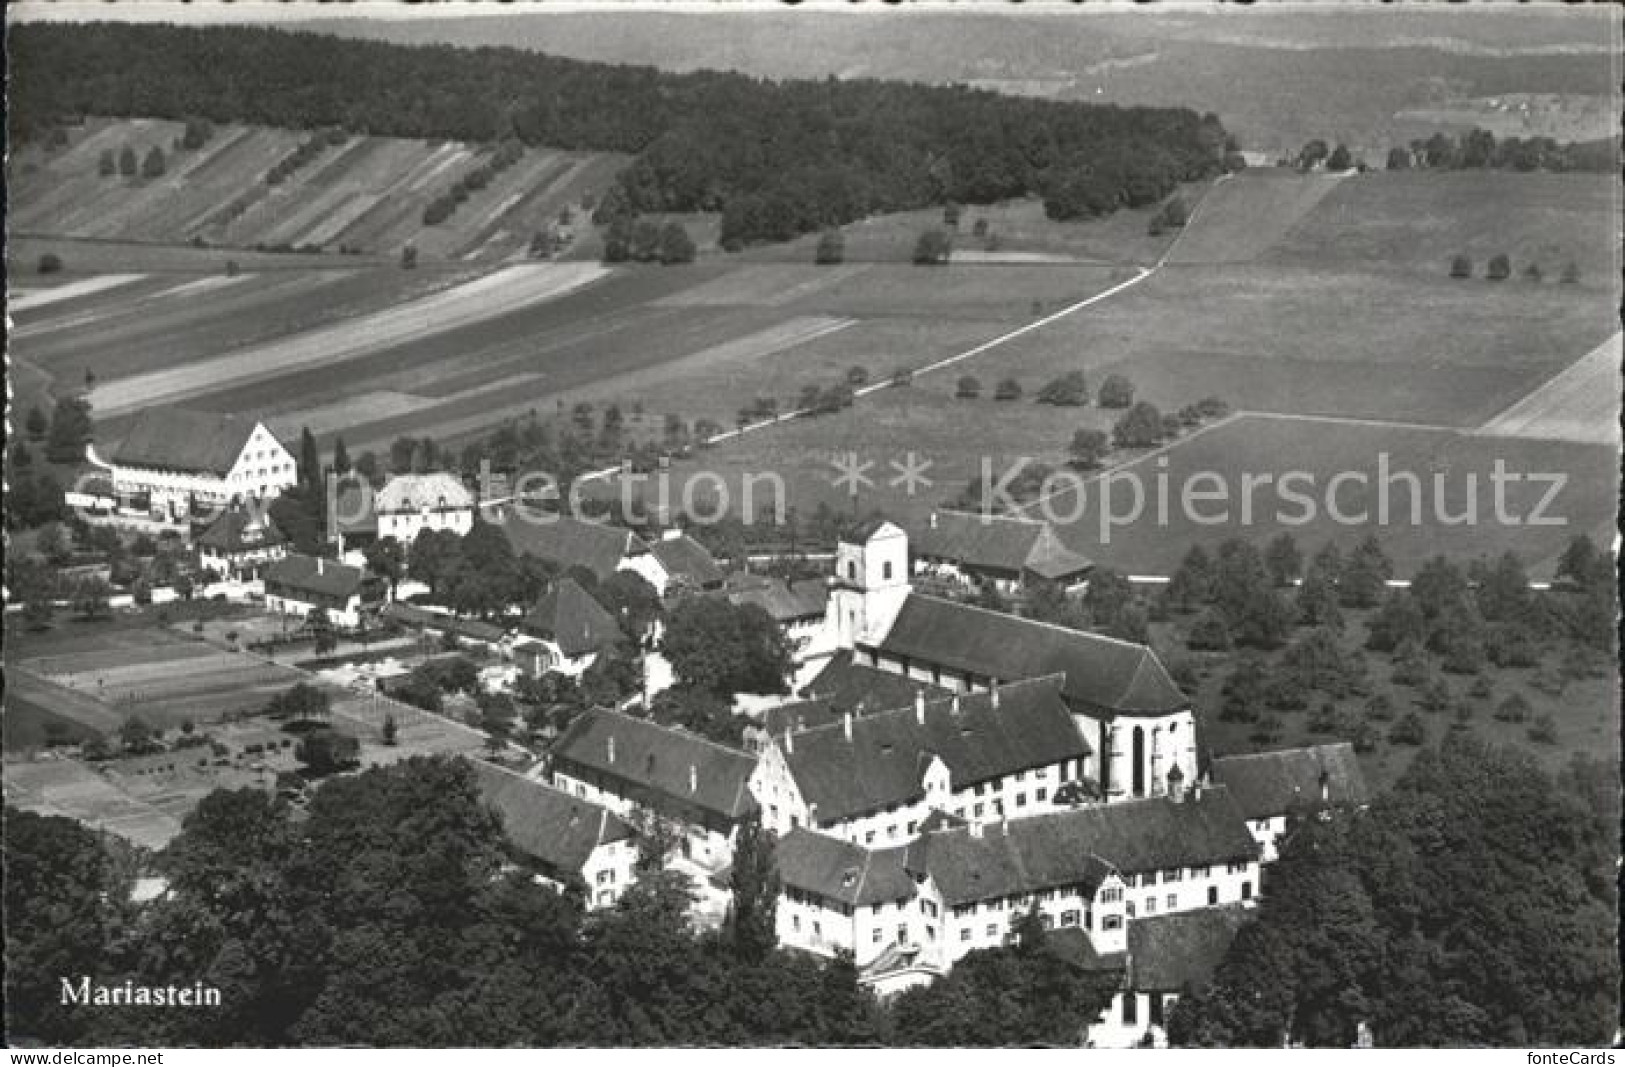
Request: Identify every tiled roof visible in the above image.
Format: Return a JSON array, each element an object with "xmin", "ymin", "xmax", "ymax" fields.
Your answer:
[
  {"xmin": 380, "ymin": 602, "xmax": 508, "ymax": 643},
  {"xmin": 649, "ymin": 534, "xmax": 724, "ymax": 589},
  {"xmin": 847, "ymin": 517, "xmax": 901, "ymax": 542},
  {"xmin": 375, "ymin": 472, "xmax": 474, "ymax": 514},
  {"xmin": 911, "ymin": 511, "xmax": 1092, "ymax": 578},
  {"xmin": 1047, "ymin": 927, "xmax": 1129, "ymax": 974},
  {"xmin": 773, "ymin": 829, "xmax": 915, "ymax": 907},
  {"xmin": 1127, "ymin": 905, "xmax": 1253, "ymax": 991},
  {"xmin": 109, "ymin": 408, "xmax": 272, "ymax": 476},
  {"xmin": 470, "ymin": 759, "xmax": 635, "ymax": 875},
  {"xmin": 552, "ymin": 709, "xmax": 759, "ymax": 823},
  {"xmin": 759, "ymin": 698, "xmax": 845, "ymax": 737},
  {"xmin": 501, "ymin": 514, "xmax": 648, "ymax": 580},
  {"xmin": 873, "ymin": 594, "xmax": 1187, "ymax": 717},
  {"xmin": 265, "ymin": 554, "xmax": 363, "ymax": 600},
  {"xmin": 910, "ymin": 788, "xmax": 1257, "ymax": 907},
  {"xmin": 1209, "ymin": 743, "xmax": 1370, "ymax": 821},
  {"xmin": 728, "ymin": 577, "xmax": 828, "ymax": 623},
  {"xmin": 522, "ymin": 577, "xmax": 623, "ymax": 658},
  {"xmin": 783, "ymin": 676, "xmax": 1088, "ymax": 824},
  {"xmin": 196, "ymin": 509, "xmax": 286, "ymax": 554},
  {"xmin": 804, "ymin": 650, "xmax": 943, "ymax": 710}
]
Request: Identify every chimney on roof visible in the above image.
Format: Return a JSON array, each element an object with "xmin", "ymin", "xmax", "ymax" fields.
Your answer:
[
  {"xmin": 316, "ymin": 557, "xmax": 325, "ymax": 575},
  {"xmin": 607, "ymin": 736, "xmax": 616, "ymax": 764},
  {"xmin": 662, "ymin": 526, "xmax": 683, "ymax": 541},
  {"xmin": 990, "ymin": 680, "xmax": 1000, "ymax": 709},
  {"xmin": 915, "ymin": 689, "xmax": 926, "ymax": 725},
  {"xmin": 689, "ymin": 764, "xmax": 698, "ymax": 793},
  {"xmin": 843, "ymin": 711, "xmax": 854, "ymax": 743},
  {"xmin": 784, "ymin": 725, "xmax": 795, "ymax": 754}
]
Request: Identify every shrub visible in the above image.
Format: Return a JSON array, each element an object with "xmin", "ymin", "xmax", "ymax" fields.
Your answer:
[
  {"xmin": 993, "ymin": 377, "xmax": 1022, "ymax": 401},
  {"xmin": 1526, "ymin": 713, "xmax": 1557, "ymax": 745},
  {"xmin": 1389, "ymin": 711, "xmax": 1426, "ymax": 746},
  {"xmin": 1486, "ymin": 253, "xmax": 1511, "ymax": 280},
  {"xmin": 37, "ymin": 253, "xmax": 63, "ymax": 275},
  {"xmin": 1364, "ymin": 693, "xmax": 1396, "ymax": 721},
  {"xmin": 913, "ymin": 227, "xmax": 952, "ymax": 265},
  {"xmin": 846, "ymin": 365, "xmax": 870, "ymax": 387},
  {"xmin": 1036, "ymin": 371, "xmax": 1089, "ymax": 406},
  {"xmin": 814, "ymin": 228, "xmax": 845, "ymax": 265},
  {"xmin": 1097, "ymin": 374, "xmax": 1135, "ymax": 409},
  {"xmin": 1449, "ymin": 254, "xmax": 1472, "ymax": 279},
  {"xmin": 1068, "ymin": 428, "xmax": 1110, "ymax": 470},
  {"xmin": 955, "ymin": 375, "xmax": 981, "ymax": 400},
  {"xmin": 1494, "ymin": 692, "xmax": 1531, "ymax": 724}
]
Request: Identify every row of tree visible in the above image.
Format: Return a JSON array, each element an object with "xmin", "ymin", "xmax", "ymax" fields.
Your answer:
[
  {"xmin": 11, "ymin": 22, "xmax": 1232, "ymax": 247},
  {"xmin": 1386, "ymin": 127, "xmax": 1616, "ymax": 174}
]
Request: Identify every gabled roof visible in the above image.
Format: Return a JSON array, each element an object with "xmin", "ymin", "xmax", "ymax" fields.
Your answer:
[
  {"xmin": 380, "ymin": 602, "xmax": 508, "ymax": 643},
  {"xmin": 783, "ymin": 676, "xmax": 1088, "ymax": 825},
  {"xmin": 1209, "ymin": 743, "xmax": 1370, "ymax": 821},
  {"xmin": 649, "ymin": 534, "xmax": 724, "ymax": 589},
  {"xmin": 774, "ymin": 829, "xmax": 915, "ymax": 907},
  {"xmin": 501, "ymin": 514, "xmax": 649, "ymax": 580},
  {"xmin": 759, "ymin": 698, "xmax": 845, "ymax": 737},
  {"xmin": 109, "ymin": 408, "xmax": 274, "ymax": 476},
  {"xmin": 727, "ymin": 577, "xmax": 828, "ymax": 623},
  {"xmin": 552, "ymin": 709, "xmax": 759, "ymax": 823},
  {"xmin": 911, "ymin": 511, "xmax": 1092, "ymax": 578},
  {"xmin": 1127, "ymin": 905, "xmax": 1253, "ymax": 992},
  {"xmin": 196, "ymin": 509, "xmax": 286, "ymax": 554},
  {"xmin": 848, "ymin": 517, "xmax": 903, "ymax": 542},
  {"xmin": 908, "ymin": 787, "xmax": 1257, "ymax": 907},
  {"xmin": 522, "ymin": 577, "xmax": 622, "ymax": 658},
  {"xmin": 375, "ymin": 472, "xmax": 474, "ymax": 514},
  {"xmin": 265, "ymin": 554, "xmax": 363, "ymax": 600},
  {"xmin": 470, "ymin": 759, "xmax": 635, "ymax": 875},
  {"xmin": 872, "ymin": 594, "xmax": 1186, "ymax": 717},
  {"xmin": 804, "ymin": 649, "xmax": 943, "ymax": 710}
]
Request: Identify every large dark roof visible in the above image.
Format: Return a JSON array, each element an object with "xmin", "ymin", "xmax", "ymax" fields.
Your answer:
[
  {"xmin": 908, "ymin": 788, "xmax": 1257, "ymax": 906},
  {"xmin": 522, "ymin": 577, "xmax": 623, "ymax": 657},
  {"xmin": 110, "ymin": 408, "xmax": 275, "ymax": 476},
  {"xmin": 1127, "ymin": 905, "xmax": 1253, "ymax": 991},
  {"xmin": 873, "ymin": 595, "xmax": 1187, "ymax": 717},
  {"xmin": 501, "ymin": 514, "xmax": 648, "ymax": 579},
  {"xmin": 649, "ymin": 534, "xmax": 724, "ymax": 589},
  {"xmin": 803, "ymin": 649, "xmax": 943, "ymax": 710},
  {"xmin": 552, "ymin": 709, "xmax": 759, "ymax": 823},
  {"xmin": 381, "ymin": 602, "xmax": 508, "ymax": 643},
  {"xmin": 784, "ymin": 676, "xmax": 1089, "ymax": 824},
  {"xmin": 1209, "ymin": 743, "xmax": 1370, "ymax": 821},
  {"xmin": 196, "ymin": 509, "xmax": 286, "ymax": 554},
  {"xmin": 265, "ymin": 554, "xmax": 363, "ymax": 599},
  {"xmin": 759, "ymin": 698, "xmax": 845, "ymax": 737},
  {"xmin": 911, "ymin": 511, "xmax": 1092, "ymax": 578},
  {"xmin": 774, "ymin": 829, "xmax": 915, "ymax": 908},
  {"xmin": 470, "ymin": 759, "xmax": 634, "ymax": 875}
]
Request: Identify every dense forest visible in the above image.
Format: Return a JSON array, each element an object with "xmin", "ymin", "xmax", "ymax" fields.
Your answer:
[{"xmin": 8, "ymin": 23, "xmax": 1233, "ymax": 246}]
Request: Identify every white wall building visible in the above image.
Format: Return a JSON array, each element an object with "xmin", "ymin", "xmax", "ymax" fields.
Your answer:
[{"xmin": 90, "ymin": 408, "xmax": 297, "ymax": 523}]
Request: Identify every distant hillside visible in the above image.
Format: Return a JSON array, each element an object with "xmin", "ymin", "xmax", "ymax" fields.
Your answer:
[
  {"xmin": 7, "ymin": 117, "xmax": 620, "ymax": 261},
  {"xmin": 8, "ymin": 22, "xmax": 1230, "ymax": 248},
  {"xmin": 300, "ymin": 9, "xmax": 1619, "ymax": 157}
]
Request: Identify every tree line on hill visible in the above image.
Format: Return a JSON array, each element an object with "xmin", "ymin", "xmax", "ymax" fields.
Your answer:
[
  {"xmin": 10, "ymin": 22, "xmax": 1233, "ymax": 247},
  {"xmin": 4, "ymin": 758, "xmax": 1113, "ymax": 1047},
  {"xmin": 1384, "ymin": 127, "xmax": 1616, "ymax": 174}
]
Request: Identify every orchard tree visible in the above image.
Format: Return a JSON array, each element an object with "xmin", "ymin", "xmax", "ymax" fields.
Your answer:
[
  {"xmin": 912, "ymin": 227, "xmax": 952, "ymax": 265},
  {"xmin": 955, "ymin": 375, "xmax": 982, "ymax": 400},
  {"xmin": 1097, "ymin": 374, "xmax": 1135, "ymax": 409},
  {"xmin": 1068, "ymin": 428, "xmax": 1110, "ymax": 470},
  {"xmin": 1111, "ymin": 401, "xmax": 1164, "ymax": 448},
  {"xmin": 141, "ymin": 145, "xmax": 167, "ymax": 178},
  {"xmin": 1486, "ymin": 253, "xmax": 1511, "ymax": 280},
  {"xmin": 118, "ymin": 144, "xmax": 138, "ymax": 176},
  {"xmin": 814, "ymin": 228, "xmax": 845, "ymax": 265}
]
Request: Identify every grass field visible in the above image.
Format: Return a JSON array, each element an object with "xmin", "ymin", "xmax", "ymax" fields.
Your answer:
[
  {"xmin": 1162, "ymin": 170, "xmax": 1349, "ymax": 264},
  {"xmin": 1475, "ymin": 332, "xmax": 1621, "ymax": 447}
]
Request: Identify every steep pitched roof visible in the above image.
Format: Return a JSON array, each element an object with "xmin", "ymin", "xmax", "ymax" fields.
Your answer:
[
  {"xmin": 911, "ymin": 511, "xmax": 1091, "ymax": 578},
  {"xmin": 847, "ymin": 517, "xmax": 901, "ymax": 542},
  {"xmin": 501, "ymin": 514, "xmax": 648, "ymax": 580},
  {"xmin": 759, "ymin": 698, "xmax": 845, "ymax": 737},
  {"xmin": 196, "ymin": 509, "xmax": 286, "ymax": 554},
  {"xmin": 109, "ymin": 408, "xmax": 272, "ymax": 476},
  {"xmin": 522, "ymin": 577, "xmax": 622, "ymax": 657},
  {"xmin": 728, "ymin": 577, "xmax": 828, "ymax": 623},
  {"xmin": 1127, "ymin": 906, "xmax": 1253, "ymax": 992},
  {"xmin": 804, "ymin": 650, "xmax": 943, "ymax": 710},
  {"xmin": 783, "ymin": 676, "xmax": 1088, "ymax": 824},
  {"xmin": 265, "ymin": 554, "xmax": 363, "ymax": 600},
  {"xmin": 909, "ymin": 788, "xmax": 1257, "ymax": 907},
  {"xmin": 773, "ymin": 829, "xmax": 916, "ymax": 907},
  {"xmin": 873, "ymin": 594, "xmax": 1186, "ymax": 717},
  {"xmin": 649, "ymin": 534, "xmax": 724, "ymax": 589},
  {"xmin": 552, "ymin": 709, "xmax": 759, "ymax": 823},
  {"xmin": 470, "ymin": 759, "xmax": 635, "ymax": 876},
  {"xmin": 375, "ymin": 472, "xmax": 474, "ymax": 514},
  {"xmin": 1209, "ymin": 743, "xmax": 1370, "ymax": 821}
]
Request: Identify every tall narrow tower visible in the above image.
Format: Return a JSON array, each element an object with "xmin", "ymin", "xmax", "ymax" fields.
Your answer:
[{"xmin": 826, "ymin": 518, "xmax": 912, "ymax": 648}]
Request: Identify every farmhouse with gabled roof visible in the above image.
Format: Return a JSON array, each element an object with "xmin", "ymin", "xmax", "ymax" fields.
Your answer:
[
  {"xmin": 910, "ymin": 509, "xmax": 1094, "ymax": 593},
  {"xmin": 90, "ymin": 407, "xmax": 297, "ymax": 522}
]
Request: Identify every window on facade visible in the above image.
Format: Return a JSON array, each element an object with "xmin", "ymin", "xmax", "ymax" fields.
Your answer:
[
  {"xmin": 1125, "ymin": 902, "xmax": 1136, "ymax": 919},
  {"xmin": 1208, "ymin": 886, "xmax": 1219, "ymax": 905},
  {"xmin": 1192, "ymin": 865, "xmax": 1210, "ymax": 879},
  {"xmin": 1015, "ymin": 771, "xmax": 1025, "ymax": 782},
  {"xmin": 986, "ymin": 924, "xmax": 997, "ymax": 937},
  {"xmin": 596, "ymin": 870, "xmax": 613, "ymax": 885},
  {"xmin": 813, "ymin": 922, "xmax": 821, "ymax": 937},
  {"xmin": 974, "ymin": 784, "xmax": 985, "ymax": 797},
  {"xmin": 907, "ymin": 820, "xmax": 918, "ymax": 834},
  {"xmin": 1164, "ymin": 868, "xmax": 1183, "ymax": 883},
  {"xmin": 1150, "ymin": 993, "xmax": 1165, "ymax": 1027},
  {"xmin": 598, "ymin": 890, "xmax": 613, "ymax": 905},
  {"xmin": 1099, "ymin": 885, "xmax": 1122, "ymax": 904},
  {"xmin": 954, "ymin": 808, "xmax": 965, "ymax": 819},
  {"xmin": 1040, "ymin": 914, "xmax": 1054, "ymax": 930},
  {"xmin": 961, "ymin": 929, "xmax": 972, "ymax": 942},
  {"xmin": 1015, "ymin": 793, "xmax": 1027, "ymax": 807},
  {"xmin": 897, "ymin": 925, "xmax": 908, "ymax": 944},
  {"xmin": 883, "ymin": 561, "xmax": 893, "ymax": 581},
  {"xmin": 973, "ymin": 804, "xmax": 984, "ymax": 818},
  {"xmin": 1036, "ymin": 788, "xmax": 1048, "ymax": 802},
  {"xmin": 873, "ymin": 930, "xmax": 883, "ymax": 943},
  {"xmin": 1061, "ymin": 910, "xmax": 1079, "ymax": 927},
  {"xmin": 1242, "ymin": 882, "xmax": 1253, "ymax": 900},
  {"xmin": 865, "ymin": 831, "xmax": 876, "ymax": 845},
  {"xmin": 1145, "ymin": 898, "xmax": 1157, "ymax": 915},
  {"xmin": 1103, "ymin": 915, "xmax": 1123, "ymax": 931},
  {"xmin": 792, "ymin": 915, "xmax": 802, "ymax": 932},
  {"xmin": 1166, "ymin": 894, "xmax": 1178, "ymax": 910}
]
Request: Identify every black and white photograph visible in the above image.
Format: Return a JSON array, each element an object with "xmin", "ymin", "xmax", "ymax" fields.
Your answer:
[{"xmin": 3, "ymin": 0, "xmax": 1620, "ymax": 1053}]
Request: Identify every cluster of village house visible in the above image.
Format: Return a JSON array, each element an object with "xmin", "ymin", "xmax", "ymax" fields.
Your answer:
[{"xmin": 83, "ymin": 409, "xmax": 1371, "ymax": 1046}]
